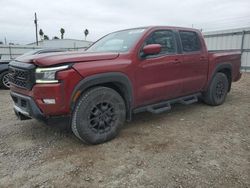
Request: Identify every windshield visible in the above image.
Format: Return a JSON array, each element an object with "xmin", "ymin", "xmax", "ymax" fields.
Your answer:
[{"xmin": 87, "ymin": 28, "xmax": 146, "ymax": 53}]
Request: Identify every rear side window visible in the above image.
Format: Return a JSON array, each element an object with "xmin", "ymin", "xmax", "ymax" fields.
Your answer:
[
  {"xmin": 144, "ymin": 30, "xmax": 177, "ymax": 55},
  {"xmin": 179, "ymin": 31, "xmax": 201, "ymax": 52}
]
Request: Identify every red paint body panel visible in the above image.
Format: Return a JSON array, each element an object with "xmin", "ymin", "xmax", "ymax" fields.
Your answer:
[
  {"xmin": 179, "ymin": 31, "xmax": 209, "ymax": 95},
  {"xmin": 208, "ymin": 51, "xmax": 242, "ymax": 81},
  {"xmin": 135, "ymin": 54, "xmax": 183, "ymax": 105},
  {"xmin": 10, "ymin": 26, "xmax": 242, "ymax": 118}
]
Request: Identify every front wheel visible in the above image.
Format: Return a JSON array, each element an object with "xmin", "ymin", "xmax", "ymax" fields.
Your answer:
[
  {"xmin": 71, "ymin": 87, "xmax": 126, "ymax": 144},
  {"xmin": 203, "ymin": 72, "xmax": 229, "ymax": 106}
]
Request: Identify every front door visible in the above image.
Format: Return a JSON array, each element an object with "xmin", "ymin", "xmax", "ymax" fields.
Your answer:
[{"xmin": 136, "ymin": 30, "xmax": 182, "ymax": 106}]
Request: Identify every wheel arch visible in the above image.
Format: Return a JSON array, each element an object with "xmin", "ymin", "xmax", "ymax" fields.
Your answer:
[
  {"xmin": 209, "ymin": 63, "xmax": 232, "ymax": 92},
  {"xmin": 70, "ymin": 72, "xmax": 133, "ymax": 121}
]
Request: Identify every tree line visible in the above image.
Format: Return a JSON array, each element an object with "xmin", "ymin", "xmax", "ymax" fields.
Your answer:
[{"xmin": 39, "ymin": 28, "xmax": 89, "ymax": 41}]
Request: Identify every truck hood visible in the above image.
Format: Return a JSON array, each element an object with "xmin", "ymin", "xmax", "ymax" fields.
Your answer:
[{"xmin": 15, "ymin": 51, "xmax": 120, "ymax": 67}]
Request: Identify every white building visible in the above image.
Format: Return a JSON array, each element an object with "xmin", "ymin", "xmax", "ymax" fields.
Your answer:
[
  {"xmin": 28, "ymin": 38, "xmax": 92, "ymax": 49},
  {"xmin": 203, "ymin": 27, "xmax": 250, "ymax": 72},
  {"xmin": 0, "ymin": 39, "xmax": 92, "ymax": 61}
]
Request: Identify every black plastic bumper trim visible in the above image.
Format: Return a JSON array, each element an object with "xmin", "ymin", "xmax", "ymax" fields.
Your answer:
[
  {"xmin": 10, "ymin": 91, "xmax": 70, "ymax": 125},
  {"xmin": 11, "ymin": 91, "xmax": 45, "ymax": 121}
]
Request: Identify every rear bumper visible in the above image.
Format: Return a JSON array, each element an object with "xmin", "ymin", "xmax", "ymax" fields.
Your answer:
[
  {"xmin": 234, "ymin": 71, "xmax": 242, "ymax": 82},
  {"xmin": 10, "ymin": 91, "xmax": 69, "ymax": 124}
]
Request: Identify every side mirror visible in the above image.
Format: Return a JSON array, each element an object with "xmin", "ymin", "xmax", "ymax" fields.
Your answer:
[{"xmin": 142, "ymin": 44, "xmax": 161, "ymax": 56}]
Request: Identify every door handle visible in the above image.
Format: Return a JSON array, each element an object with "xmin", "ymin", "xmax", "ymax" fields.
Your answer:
[
  {"xmin": 200, "ymin": 56, "xmax": 207, "ymax": 61},
  {"xmin": 171, "ymin": 59, "xmax": 181, "ymax": 64}
]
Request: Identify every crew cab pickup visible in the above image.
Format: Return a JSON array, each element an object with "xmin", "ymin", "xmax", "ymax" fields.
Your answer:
[{"xmin": 9, "ymin": 26, "xmax": 242, "ymax": 144}]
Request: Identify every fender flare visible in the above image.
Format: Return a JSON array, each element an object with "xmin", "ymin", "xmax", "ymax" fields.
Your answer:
[
  {"xmin": 207, "ymin": 63, "xmax": 232, "ymax": 91},
  {"xmin": 70, "ymin": 72, "xmax": 133, "ymax": 120}
]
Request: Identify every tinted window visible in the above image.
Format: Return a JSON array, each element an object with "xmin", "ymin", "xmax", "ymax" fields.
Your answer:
[
  {"xmin": 179, "ymin": 31, "xmax": 201, "ymax": 52},
  {"xmin": 144, "ymin": 30, "xmax": 176, "ymax": 55}
]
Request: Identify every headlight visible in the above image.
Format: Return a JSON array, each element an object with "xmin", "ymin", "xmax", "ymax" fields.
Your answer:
[{"xmin": 35, "ymin": 65, "xmax": 70, "ymax": 83}]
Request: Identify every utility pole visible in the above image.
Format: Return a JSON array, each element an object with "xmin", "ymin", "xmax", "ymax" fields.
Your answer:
[{"xmin": 34, "ymin": 12, "xmax": 38, "ymax": 46}]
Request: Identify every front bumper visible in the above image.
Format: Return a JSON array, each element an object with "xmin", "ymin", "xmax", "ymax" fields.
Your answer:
[
  {"xmin": 10, "ymin": 91, "xmax": 69, "ymax": 124},
  {"xmin": 11, "ymin": 92, "xmax": 45, "ymax": 121}
]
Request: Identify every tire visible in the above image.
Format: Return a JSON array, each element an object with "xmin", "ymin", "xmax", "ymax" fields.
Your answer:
[
  {"xmin": 71, "ymin": 87, "xmax": 126, "ymax": 144},
  {"xmin": 0, "ymin": 71, "xmax": 10, "ymax": 89},
  {"xmin": 203, "ymin": 72, "xmax": 229, "ymax": 106}
]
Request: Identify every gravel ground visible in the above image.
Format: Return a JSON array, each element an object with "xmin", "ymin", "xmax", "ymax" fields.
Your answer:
[{"xmin": 0, "ymin": 74, "xmax": 249, "ymax": 188}]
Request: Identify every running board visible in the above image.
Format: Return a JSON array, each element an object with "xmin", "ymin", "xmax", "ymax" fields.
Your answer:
[
  {"xmin": 147, "ymin": 101, "xmax": 171, "ymax": 114},
  {"xmin": 179, "ymin": 95, "xmax": 198, "ymax": 105},
  {"xmin": 133, "ymin": 93, "xmax": 201, "ymax": 114}
]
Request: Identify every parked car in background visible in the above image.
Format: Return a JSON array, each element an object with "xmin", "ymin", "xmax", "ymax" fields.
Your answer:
[
  {"xmin": 0, "ymin": 60, "xmax": 10, "ymax": 89},
  {"xmin": 8, "ymin": 26, "xmax": 242, "ymax": 144},
  {"xmin": 0, "ymin": 49, "xmax": 67, "ymax": 89}
]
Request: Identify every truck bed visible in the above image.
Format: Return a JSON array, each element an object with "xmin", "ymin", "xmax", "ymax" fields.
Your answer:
[{"xmin": 208, "ymin": 50, "xmax": 242, "ymax": 82}]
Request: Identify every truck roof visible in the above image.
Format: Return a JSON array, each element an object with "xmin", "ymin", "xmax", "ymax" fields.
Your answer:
[{"xmin": 116, "ymin": 26, "xmax": 201, "ymax": 33}]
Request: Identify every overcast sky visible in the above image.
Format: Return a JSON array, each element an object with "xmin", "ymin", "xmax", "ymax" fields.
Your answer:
[{"xmin": 1, "ymin": 0, "xmax": 250, "ymax": 44}]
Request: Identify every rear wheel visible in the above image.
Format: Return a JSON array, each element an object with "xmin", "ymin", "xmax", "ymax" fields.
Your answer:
[
  {"xmin": 0, "ymin": 71, "xmax": 10, "ymax": 89},
  {"xmin": 71, "ymin": 87, "xmax": 126, "ymax": 144},
  {"xmin": 203, "ymin": 72, "xmax": 229, "ymax": 106}
]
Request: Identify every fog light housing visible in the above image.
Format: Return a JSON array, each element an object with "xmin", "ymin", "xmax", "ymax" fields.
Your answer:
[{"xmin": 43, "ymin": 99, "xmax": 56, "ymax": 104}]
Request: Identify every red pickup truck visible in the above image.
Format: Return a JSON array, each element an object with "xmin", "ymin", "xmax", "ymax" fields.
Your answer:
[{"xmin": 9, "ymin": 26, "xmax": 241, "ymax": 144}]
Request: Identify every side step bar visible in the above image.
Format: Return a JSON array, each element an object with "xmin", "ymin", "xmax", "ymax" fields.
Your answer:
[
  {"xmin": 179, "ymin": 95, "xmax": 199, "ymax": 105},
  {"xmin": 133, "ymin": 93, "xmax": 201, "ymax": 114},
  {"xmin": 147, "ymin": 102, "xmax": 171, "ymax": 114}
]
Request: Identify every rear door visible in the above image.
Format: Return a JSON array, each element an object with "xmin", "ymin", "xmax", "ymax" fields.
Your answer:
[
  {"xmin": 135, "ymin": 30, "xmax": 183, "ymax": 106},
  {"xmin": 178, "ymin": 30, "xmax": 208, "ymax": 95}
]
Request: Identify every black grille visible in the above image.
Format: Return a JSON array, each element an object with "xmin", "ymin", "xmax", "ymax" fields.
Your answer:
[
  {"xmin": 9, "ymin": 68, "xmax": 28, "ymax": 88},
  {"xmin": 8, "ymin": 61, "xmax": 36, "ymax": 90}
]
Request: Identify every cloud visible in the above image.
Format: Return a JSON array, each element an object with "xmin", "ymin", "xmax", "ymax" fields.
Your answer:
[{"xmin": 0, "ymin": 0, "xmax": 249, "ymax": 44}]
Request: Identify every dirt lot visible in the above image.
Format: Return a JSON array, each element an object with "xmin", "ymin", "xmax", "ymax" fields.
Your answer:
[{"xmin": 0, "ymin": 74, "xmax": 249, "ymax": 188}]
